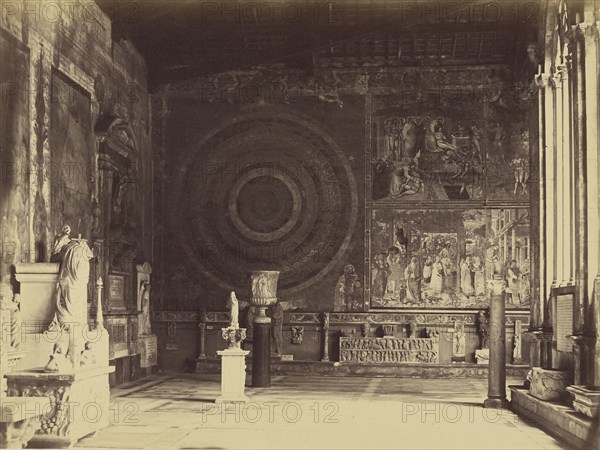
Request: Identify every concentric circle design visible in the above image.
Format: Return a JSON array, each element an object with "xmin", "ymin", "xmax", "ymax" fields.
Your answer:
[
  {"xmin": 228, "ymin": 168, "xmax": 301, "ymax": 242},
  {"xmin": 178, "ymin": 113, "xmax": 358, "ymax": 296}
]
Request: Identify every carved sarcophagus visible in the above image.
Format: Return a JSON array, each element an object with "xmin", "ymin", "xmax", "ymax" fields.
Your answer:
[{"xmin": 339, "ymin": 337, "xmax": 439, "ymax": 364}]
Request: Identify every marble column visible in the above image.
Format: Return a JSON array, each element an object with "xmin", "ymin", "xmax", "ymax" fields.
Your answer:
[
  {"xmin": 321, "ymin": 313, "xmax": 330, "ymax": 362},
  {"xmin": 484, "ymin": 279, "xmax": 509, "ymax": 409}
]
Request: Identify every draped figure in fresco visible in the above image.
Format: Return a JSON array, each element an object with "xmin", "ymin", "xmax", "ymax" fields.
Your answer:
[
  {"xmin": 460, "ymin": 257, "xmax": 475, "ymax": 296},
  {"xmin": 48, "ymin": 239, "xmax": 93, "ymax": 332},
  {"xmin": 384, "ymin": 247, "xmax": 404, "ymax": 301},
  {"xmin": 371, "ymin": 253, "xmax": 389, "ymax": 299},
  {"xmin": 472, "ymin": 256, "xmax": 486, "ymax": 296},
  {"xmin": 404, "ymin": 257, "xmax": 422, "ymax": 302},
  {"xmin": 430, "ymin": 256, "xmax": 444, "ymax": 293}
]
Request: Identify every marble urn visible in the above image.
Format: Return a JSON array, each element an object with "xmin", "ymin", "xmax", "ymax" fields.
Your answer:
[{"xmin": 249, "ymin": 270, "xmax": 280, "ymax": 323}]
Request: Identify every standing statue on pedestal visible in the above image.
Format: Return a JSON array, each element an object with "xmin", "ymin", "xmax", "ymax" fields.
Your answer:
[
  {"xmin": 139, "ymin": 281, "xmax": 152, "ymax": 335},
  {"xmin": 227, "ymin": 291, "xmax": 239, "ymax": 329},
  {"xmin": 47, "ymin": 239, "xmax": 93, "ymax": 332}
]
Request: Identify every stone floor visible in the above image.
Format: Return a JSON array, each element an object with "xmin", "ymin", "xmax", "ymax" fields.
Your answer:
[{"xmin": 76, "ymin": 373, "xmax": 571, "ymax": 449}]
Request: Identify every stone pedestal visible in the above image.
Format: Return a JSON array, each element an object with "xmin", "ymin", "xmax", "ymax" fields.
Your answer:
[
  {"xmin": 6, "ymin": 365, "xmax": 115, "ymax": 448},
  {"xmin": 566, "ymin": 385, "xmax": 600, "ymax": 419},
  {"xmin": 529, "ymin": 367, "xmax": 572, "ymax": 402},
  {"xmin": 216, "ymin": 348, "xmax": 250, "ymax": 404},
  {"xmin": 1, "ymin": 396, "xmax": 51, "ymax": 449},
  {"xmin": 14, "ymin": 263, "xmax": 59, "ymax": 326},
  {"xmin": 484, "ymin": 279, "xmax": 509, "ymax": 409}
]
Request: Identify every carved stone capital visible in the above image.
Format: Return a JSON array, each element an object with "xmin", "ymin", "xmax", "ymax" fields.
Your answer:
[
  {"xmin": 486, "ymin": 279, "xmax": 506, "ymax": 296},
  {"xmin": 575, "ymin": 21, "xmax": 600, "ymax": 41},
  {"xmin": 221, "ymin": 327, "xmax": 247, "ymax": 349}
]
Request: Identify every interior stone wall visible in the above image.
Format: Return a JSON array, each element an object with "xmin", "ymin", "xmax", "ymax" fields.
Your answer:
[
  {"xmin": 1, "ymin": 2, "xmax": 152, "ymax": 281},
  {"xmin": 154, "ymin": 94, "xmax": 365, "ymax": 312},
  {"xmin": 0, "ymin": 1, "xmax": 153, "ymax": 383},
  {"xmin": 153, "ymin": 62, "xmax": 536, "ymax": 367}
]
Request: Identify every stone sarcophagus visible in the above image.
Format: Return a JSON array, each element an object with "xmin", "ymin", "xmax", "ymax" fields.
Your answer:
[{"xmin": 339, "ymin": 337, "xmax": 439, "ymax": 363}]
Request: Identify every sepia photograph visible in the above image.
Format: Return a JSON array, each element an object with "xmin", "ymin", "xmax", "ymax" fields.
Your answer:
[{"xmin": 0, "ymin": 0, "xmax": 598, "ymax": 448}]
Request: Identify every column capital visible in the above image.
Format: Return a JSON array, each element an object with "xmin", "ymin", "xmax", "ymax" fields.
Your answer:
[
  {"xmin": 575, "ymin": 21, "xmax": 600, "ymax": 41},
  {"xmin": 487, "ymin": 279, "xmax": 506, "ymax": 296},
  {"xmin": 535, "ymin": 73, "xmax": 553, "ymax": 89}
]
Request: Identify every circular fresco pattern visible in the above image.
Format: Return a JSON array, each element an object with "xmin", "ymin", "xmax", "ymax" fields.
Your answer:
[
  {"xmin": 228, "ymin": 168, "xmax": 302, "ymax": 242},
  {"xmin": 178, "ymin": 113, "xmax": 358, "ymax": 295}
]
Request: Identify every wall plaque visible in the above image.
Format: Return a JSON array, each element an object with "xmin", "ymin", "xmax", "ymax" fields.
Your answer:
[
  {"xmin": 339, "ymin": 337, "xmax": 439, "ymax": 363},
  {"xmin": 556, "ymin": 294, "xmax": 574, "ymax": 352},
  {"xmin": 139, "ymin": 334, "xmax": 158, "ymax": 368},
  {"xmin": 107, "ymin": 274, "xmax": 126, "ymax": 309}
]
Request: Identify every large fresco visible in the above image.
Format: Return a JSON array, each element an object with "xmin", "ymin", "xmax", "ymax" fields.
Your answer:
[
  {"xmin": 371, "ymin": 96, "xmax": 530, "ymax": 202},
  {"xmin": 370, "ymin": 209, "xmax": 530, "ymax": 309}
]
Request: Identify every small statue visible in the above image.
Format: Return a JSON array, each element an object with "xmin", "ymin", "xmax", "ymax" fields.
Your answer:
[
  {"xmin": 139, "ymin": 281, "xmax": 152, "ymax": 335},
  {"xmin": 50, "ymin": 225, "xmax": 72, "ymax": 263},
  {"xmin": 80, "ymin": 341, "xmax": 96, "ymax": 366},
  {"xmin": 227, "ymin": 291, "xmax": 239, "ymax": 329},
  {"xmin": 268, "ymin": 302, "xmax": 284, "ymax": 355},
  {"xmin": 477, "ymin": 310, "xmax": 490, "ymax": 349},
  {"xmin": 45, "ymin": 342, "xmax": 68, "ymax": 372}
]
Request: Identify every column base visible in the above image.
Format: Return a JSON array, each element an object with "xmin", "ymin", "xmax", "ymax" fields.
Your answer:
[{"xmin": 484, "ymin": 397, "xmax": 510, "ymax": 409}]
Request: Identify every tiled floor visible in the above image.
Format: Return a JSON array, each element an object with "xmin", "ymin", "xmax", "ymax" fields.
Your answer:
[{"xmin": 77, "ymin": 373, "xmax": 571, "ymax": 449}]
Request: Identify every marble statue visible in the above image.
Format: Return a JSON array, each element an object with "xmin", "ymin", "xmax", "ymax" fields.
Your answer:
[
  {"xmin": 477, "ymin": 310, "xmax": 490, "ymax": 349},
  {"xmin": 44, "ymin": 342, "xmax": 68, "ymax": 372},
  {"xmin": 267, "ymin": 302, "xmax": 284, "ymax": 355},
  {"xmin": 139, "ymin": 281, "xmax": 152, "ymax": 335},
  {"xmin": 50, "ymin": 225, "xmax": 71, "ymax": 262},
  {"xmin": 227, "ymin": 291, "xmax": 239, "ymax": 329},
  {"xmin": 0, "ymin": 283, "xmax": 21, "ymax": 350},
  {"xmin": 80, "ymin": 342, "xmax": 97, "ymax": 366},
  {"xmin": 48, "ymin": 239, "xmax": 93, "ymax": 332}
]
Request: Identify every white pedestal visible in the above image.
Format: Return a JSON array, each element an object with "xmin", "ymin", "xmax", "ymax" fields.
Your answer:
[{"xmin": 216, "ymin": 348, "xmax": 249, "ymax": 404}]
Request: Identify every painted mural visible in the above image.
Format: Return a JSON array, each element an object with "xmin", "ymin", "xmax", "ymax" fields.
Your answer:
[
  {"xmin": 50, "ymin": 72, "xmax": 94, "ymax": 238},
  {"xmin": 370, "ymin": 209, "xmax": 530, "ymax": 309},
  {"xmin": 371, "ymin": 99, "xmax": 530, "ymax": 202}
]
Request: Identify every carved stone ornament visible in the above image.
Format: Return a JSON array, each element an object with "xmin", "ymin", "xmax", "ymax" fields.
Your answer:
[
  {"xmin": 221, "ymin": 327, "xmax": 247, "ymax": 349},
  {"xmin": 291, "ymin": 326, "xmax": 304, "ymax": 345}
]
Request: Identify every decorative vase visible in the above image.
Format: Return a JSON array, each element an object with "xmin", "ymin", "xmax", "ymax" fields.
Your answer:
[{"xmin": 249, "ymin": 270, "xmax": 279, "ymax": 324}]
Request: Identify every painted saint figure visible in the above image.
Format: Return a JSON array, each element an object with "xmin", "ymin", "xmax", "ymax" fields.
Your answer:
[
  {"xmin": 472, "ymin": 256, "xmax": 486, "ymax": 296},
  {"xmin": 460, "ymin": 257, "xmax": 475, "ymax": 296},
  {"xmin": 430, "ymin": 256, "xmax": 444, "ymax": 293},
  {"xmin": 371, "ymin": 253, "xmax": 389, "ymax": 299},
  {"xmin": 404, "ymin": 257, "xmax": 422, "ymax": 302}
]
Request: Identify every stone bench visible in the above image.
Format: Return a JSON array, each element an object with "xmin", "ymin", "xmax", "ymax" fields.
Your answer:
[{"xmin": 1, "ymin": 396, "xmax": 51, "ymax": 449}]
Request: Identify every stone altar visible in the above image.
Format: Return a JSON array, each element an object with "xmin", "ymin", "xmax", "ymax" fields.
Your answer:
[{"xmin": 339, "ymin": 337, "xmax": 439, "ymax": 363}]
